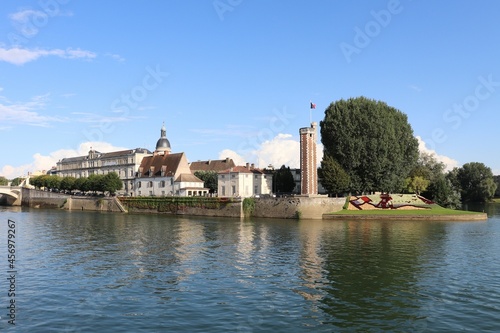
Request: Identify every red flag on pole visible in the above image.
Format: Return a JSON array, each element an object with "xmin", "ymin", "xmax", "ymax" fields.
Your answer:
[{"xmin": 310, "ymin": 102, "xmax": 316, "ymax": 109}]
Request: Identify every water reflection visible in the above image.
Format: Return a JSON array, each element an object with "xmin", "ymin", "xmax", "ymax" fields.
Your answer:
[{"xmin": 0, "ymin": 206, "xmax": 499, "ymax": 331}]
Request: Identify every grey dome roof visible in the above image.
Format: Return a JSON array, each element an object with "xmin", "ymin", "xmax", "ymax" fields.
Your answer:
[
  {"xmin": 155, "ymin": 123, "xmax": 171, "ymax": 152},
  {"xmin": 156, "ymin": 137, "xmax": 171, "ymax": 151}
]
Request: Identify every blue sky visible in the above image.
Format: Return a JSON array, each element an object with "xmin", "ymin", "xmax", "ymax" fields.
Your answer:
[{"xmin": 1, "ymin": 0, "xmax": 500, "ymax": 178}]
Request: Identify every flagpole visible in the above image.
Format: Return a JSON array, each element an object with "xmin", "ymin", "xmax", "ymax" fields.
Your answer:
[{"xmin": 309, "ymin": 101, "xmax": 312, "ymax": 124}]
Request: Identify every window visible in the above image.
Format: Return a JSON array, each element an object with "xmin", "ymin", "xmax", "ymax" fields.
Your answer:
[
  {"xmin": 231, "ymin": 174, "xmax": 236, "ymax": 179},
  {"xmin": 254, "ymin": 185, "xmax": 258, "ymax": 195},
  {"xmin": 138, "ymin": 182, "xmax": 142, "ymax": 188},
  {"xmin": 221, "ymin": 175, "xmax": 225, "ymax": 179},
  {"xmin": 160, "ymin": 180, "xmax": 166, "ymax": 188},
  {"xmin": 221, "ymin": 186, "xmax": 225, "ymax": 196},
  {"xmin": 148, "ymin": 181, "xmax": 153, "ymax": 188},
  {"xmin": 232, "ymin": 185, "xmax": 236, "ymax": 195}
]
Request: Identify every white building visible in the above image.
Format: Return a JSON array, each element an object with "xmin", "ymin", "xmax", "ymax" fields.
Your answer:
[
  {"xmin": 218, "ymin": 164, "xmax": 273, "ymax": 198},
  {"xmin": 56, "ymin": 147, "xmax": 152, "ymax": 196},
  {"xmin": 134, "ymin": 124, "xmax": 208, "ymax": 197}
]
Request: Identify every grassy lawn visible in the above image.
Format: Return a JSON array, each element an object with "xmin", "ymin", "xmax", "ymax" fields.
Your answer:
[{"xmin": 331, "ymin": 204, "xmax": 479, "ymax": 216}]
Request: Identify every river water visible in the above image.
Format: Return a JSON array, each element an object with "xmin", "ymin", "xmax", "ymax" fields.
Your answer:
[{"xmin": 0, "ymin": 205, "xmax": 499, "ymax": 332}]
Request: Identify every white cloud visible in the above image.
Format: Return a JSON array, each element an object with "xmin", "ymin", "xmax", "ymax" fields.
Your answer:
[
  {"xmin": 218, "ymin": 149, "xmax": 246, "ymax": 166},
  {"xmin": 416, "ymin": 136, "xmax": 459, "ymax": 171},
  {"xmin": 0, "ymin": 47, "xmax": 96, "ymax": 65},
  {"xmin": 105, "ymin": 53, "xmax": 125, "ymax": 63},
  {"xmin": 0, "ymin": 94, "xmax": 65, "ymax": 126},
  {"xmin": 0, "ymin": 142, "xmax": 128, "ymax": 179},
  {"xmin": 9, "ymin": 9, "xmax": 73, "ymax": 38},
  {"xmin": 218, "ymin": 133, "xmax": 323, "ymax": 169},
  {"xmin": 10, "ymin": 9, "xmax": 72, "ymax": 23}
]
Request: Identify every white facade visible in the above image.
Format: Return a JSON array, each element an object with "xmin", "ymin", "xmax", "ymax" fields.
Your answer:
[
  {"xmin": 56, "ymin": 148, "xmax": 152, "ymax": 196},
  {"xmin": 218, "ymin": 165, "xmax": 273, "ymax": 198},
  {"xmin": 134, "ymin": 152, "xmax": 208, "ymax": 197}
]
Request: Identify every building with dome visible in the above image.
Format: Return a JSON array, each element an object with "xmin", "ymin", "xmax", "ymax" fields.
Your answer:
[
  {"xmin": 133, "ymin": 123, "xmax": 208, "ymax": 197},
  {"xmin": 154, "ymin": 122, "xmax": 171, "ymax": 155}
]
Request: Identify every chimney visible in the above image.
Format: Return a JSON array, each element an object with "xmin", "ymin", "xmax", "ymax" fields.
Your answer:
[
  {"xmin": 226, "ymin": 157, "xmax": 230, "ymax": 163},
  {"xmin": 246, "ymin": 162, "xmax": 250, "ymax": 169},
  {"xmin": 251, "ymin": 163, "xmax": 255, "ymax": 169}
]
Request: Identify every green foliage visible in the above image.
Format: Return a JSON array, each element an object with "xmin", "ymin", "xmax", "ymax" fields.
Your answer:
[
  {"xmin": 242, "ymin": 197, "xmax": 255, "ymax": 217},
  {"xmin": 31, "ymin": 172, "xmax": 123, "ymax": 195},
  {"xmin": 0, "ymin": 176, "xmax": 8, "ymax": 186},
  {"xmin": 320, "ymin": 96, "xmax": 419, "ymax": 193},
  {"xmin": 10, "ymin": 177, "xmax": 25, "ymax": 186},
  {"xmin": 455, "ymin": 162, "xmax": 497, "ymax": 202},
  {"xmin": 422, "ymin": 176, "xmax": 462, "ymax": 209},
  {"xmin": 405, "ymin": 176, "xmax": 430, "ymax": 195},
  {"xmin": 102, "ymin": 172, "xmax": 123, "ymax": 195},
  {"xmin": 194, "ymin": 171, "xmax": 218, "ymax": 193},
  {"xmin": 74, "ymin": 177, "xmax": 89, "ymax": 192},
  {"xmin": 120, "ymin": 197, "xmax": 231, "ymax": 213},
  {"xmin": 273, "ymin": 165, "xmax": 295, "ymax": 193},
  {"xmin": 60, "ymin": 176, "xmax": 76, "ymax": 192},
  {"xmin": 319, "ymin": 154, "xmax": 350, "ymax": 196},
  {"xmin": 494, "ymin": 175, "xmax": 500, "ymax": 197}
]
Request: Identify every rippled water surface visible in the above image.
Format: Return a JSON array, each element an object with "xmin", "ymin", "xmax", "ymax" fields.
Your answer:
[{"xmin": 1, "ymin": 205, "xmax": 500, "ymax": 332}]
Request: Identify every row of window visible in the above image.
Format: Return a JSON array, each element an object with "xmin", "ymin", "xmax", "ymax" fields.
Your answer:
[
  {"xmin": 219, "ymin": 174, "xmax": 268, "ymax": 179},
  {"xmin": 137, "ymin": 179, "xmax": 174, "ymax": 188},
  {"xmin": 220, "ymin": 185, "xmax": 260, "ymax": 196}
]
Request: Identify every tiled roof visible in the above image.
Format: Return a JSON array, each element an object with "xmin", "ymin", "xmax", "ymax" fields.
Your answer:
[
  {"xmin": 138, "ymin": 153, "xmax": 185, "ymax": 177},
  {"xmin": 190, "ymin": 158, "xmax": 235, "ymax": 172},
  {"xmin": 59, "ymin": 148, "xmax": 151, "ymax": 163},
  {"xmin": 218, "ymin": 165, "xmax": 266, "ymax": 174},
  {"xmin": 175, "ymin": 173, "xmax": 204, "ymax": 183}
]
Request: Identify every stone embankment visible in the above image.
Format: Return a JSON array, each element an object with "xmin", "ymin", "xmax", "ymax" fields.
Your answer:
[
  {"xmin": 21, "ymin": 188, "xmax": 348, "ymax": 219},
  {"xmin": 21, "ymin": 188, "xmax": 125, "ymax": 212},
  {"xmin": 250, "ymin": 196, "xmax": 345, "ymax": 219}
]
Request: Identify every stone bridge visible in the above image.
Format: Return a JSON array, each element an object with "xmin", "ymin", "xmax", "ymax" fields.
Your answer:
[{"xmin": 0, "ymin": 186, "xmax": 22, "ymax": 206}]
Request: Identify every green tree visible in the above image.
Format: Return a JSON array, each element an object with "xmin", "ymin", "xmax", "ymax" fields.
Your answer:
[
  {"xmin": 60, "ymin": 176, "xmax": 77, "ymax": 193},
  {"xmin": 46, "ymin": 175, "xmax": 61, "ymax": 191},
  {"xmin": 409, "ymin": 152, "xmax": 446, "ymax": 183},
  {"xmin": 87, "ymin": 174, "xmax": 105, "ymax": 193},
  {"xmin": 273, "ymin": 165, "xmax": 295, "ymax": 193},
  {"xmin": 30, "ymin": 175, "xmax": 42, "ymax": 189},
  {"xmin": 405, "ymin": 176, "xmax": 430, "ymax": 195},
  {"xmin": 102, "ymin": 172, "xmax": 123, "ymax": 195},
  {"xmin": 194, "ymin": 171, "xmax": 218, "ymax": 194},
  {"xmin": 0, "ymin": 176, "xmax": 9, "ymax": 186},
  {"xmin": 423, "ymin": 175, "xmax": 462, "ymax": 209},
  {"xmin": 456, "ymin": 162, "xmax": 497, "ymax": 202},
  {"xmin": 74, "ymin": 177, "xmax": 89, "ymax": 192},
  {"xmin": 494, "ymin": 175, "xmax": 500, "ymax": 197},
  {"xmin": 10, "ymin": 177, "xmax": 25, "ymax": 186},
  {"xmin": 319, "ymin": 154, "xmax": 350, "ymax": 196},
  {"xmin": 320, "ymin": 97, "xmax": 419, "ymax": 193}
]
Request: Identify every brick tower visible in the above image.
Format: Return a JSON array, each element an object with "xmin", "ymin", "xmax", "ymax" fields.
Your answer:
[{"xmin": 300, "ymin": 122, "xmax": 318, "ymax": 195}]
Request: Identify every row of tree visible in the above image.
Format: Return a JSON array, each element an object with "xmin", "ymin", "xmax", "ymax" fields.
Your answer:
[
  {"xmin": 30, "ymin": 173, "xmax": 123, "ymax": 195},
  {"xmin": 318, "ymin": 97, "xmax": 498, "ymax": 206}
]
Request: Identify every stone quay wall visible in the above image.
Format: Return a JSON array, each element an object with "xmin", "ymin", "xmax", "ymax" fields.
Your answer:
[
  {"xmin": 21, "ymin": 188, "xmax": 345, "ymax": 219},
  {"xmin": 250, "ymin": 196, "xmax": 346, "ymax": 219},
  {"xmin": 21, "ymin": 188, "xmax": 124, "ymax": 212}
]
